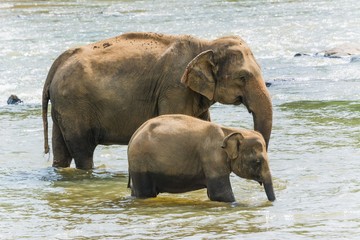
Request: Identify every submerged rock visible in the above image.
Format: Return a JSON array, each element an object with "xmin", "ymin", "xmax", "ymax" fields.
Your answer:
[
  {"xmin": 318, "ymin": 44, "xmax": 360, "ymax": 58},
  {"xmin": 294, "ymin": 43, "xmax": 360, "ymax": 59},
  {"xmin": 350, "ymin": 56, "xmax": 360, "ymax": 63}
]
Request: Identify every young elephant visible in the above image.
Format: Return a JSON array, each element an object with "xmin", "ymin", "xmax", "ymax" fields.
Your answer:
[{"xmin": 127, "ymin": 114, "xmax": 275, "ymax": 203}]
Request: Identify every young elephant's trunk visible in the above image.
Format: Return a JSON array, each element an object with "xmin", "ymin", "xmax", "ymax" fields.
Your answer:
[
  {"xmin": 263, "ymin": 182, "xmax": 276, "ymax": 202},
  {"xmin": 261, "ymin": 163, "xmax": 275, "ymax": 202},
  {"xmin": 264, "ymin": 183, "xmax": 276, "ymax": 202}
]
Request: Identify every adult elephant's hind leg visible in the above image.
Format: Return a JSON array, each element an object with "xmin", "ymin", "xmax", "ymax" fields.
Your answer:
[
  {"xmin": 70, "ymin": 136, "xmax": 96, "ymax": 170},
  {"xmin": 60, "ymin": 120, "xmax": 97, "ymax": 170},
  {"xmin": 72, "ymin": 147, "xmax": 95, "ymax": 170},
  {"xmin": 52, "ymin": 122, "xmax": 72, "ymax": 168}
]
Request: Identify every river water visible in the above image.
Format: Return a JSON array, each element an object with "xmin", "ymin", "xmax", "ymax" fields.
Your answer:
[{"xmin": 0, "ymin": 0, "xmax": 359, "ymax": 239}]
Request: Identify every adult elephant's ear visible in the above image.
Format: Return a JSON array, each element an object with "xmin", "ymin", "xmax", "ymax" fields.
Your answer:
[{"xmin": 181, "ymin": 50, "xmax": 216, "ymax": 100}]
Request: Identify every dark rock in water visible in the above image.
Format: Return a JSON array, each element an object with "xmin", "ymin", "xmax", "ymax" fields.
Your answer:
[
  {"xmin": 294, "ymin": 52, "xmax": 311, "ymax": 57},
  {"xmin": 7, "ymin": 95, "xmax": 23, "ymax": 105},
  {"xmin": 265, "ymin": 78, "xmax": 296, "ymax": 87}
]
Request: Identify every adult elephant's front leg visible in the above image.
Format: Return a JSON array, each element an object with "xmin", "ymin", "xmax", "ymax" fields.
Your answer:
[
  {"xmin": 157, "ymin": 89, "xmax": 212, "ymax": 120},
  {"xmin": 198, "ymin": 110, "xmax": 211, "ymax": 121}
]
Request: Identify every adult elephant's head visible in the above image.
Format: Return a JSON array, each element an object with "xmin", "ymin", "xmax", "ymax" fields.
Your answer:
[{"xmin": 181, "ymin": 36, "xmax": 273, "ymax": 148}]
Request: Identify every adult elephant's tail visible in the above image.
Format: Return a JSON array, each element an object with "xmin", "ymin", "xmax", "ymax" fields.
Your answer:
[
  {"xmin": 42, "ymin": 48, "xmax": 80, "ymax": 154},
  {"xmin": 42, "ymin": 80, "xmax": 50, "ymax": 154}
]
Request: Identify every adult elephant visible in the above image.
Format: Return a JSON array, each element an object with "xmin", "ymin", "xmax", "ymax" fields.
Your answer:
[{"xmin": 42, "ymin": 32, "xmax": 272, "ymax": 170}]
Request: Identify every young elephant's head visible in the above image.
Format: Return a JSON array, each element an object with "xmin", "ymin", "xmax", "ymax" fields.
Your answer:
[{"xmin": 221, "ymin": 132, "xmax": 276, "ymax": 202}]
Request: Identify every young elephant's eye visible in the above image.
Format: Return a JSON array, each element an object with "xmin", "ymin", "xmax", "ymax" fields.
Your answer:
[
  {"xmin": 248, "ymin": 159, "xmax": 262, "ymax": 179},
  {"xmin": 252, "ymin": 159, "xmax": 262, "ymax": 171}
]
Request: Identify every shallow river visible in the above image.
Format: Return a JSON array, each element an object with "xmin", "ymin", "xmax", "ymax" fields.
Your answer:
[{"xmin": 0, "ymin": 0, "xmax": 359, "ymax": 239}]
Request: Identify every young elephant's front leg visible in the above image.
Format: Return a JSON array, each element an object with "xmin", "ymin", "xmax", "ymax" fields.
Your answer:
[{"xmin": 207, "ymin": 176, "xmax": 235, "ymax": 202}]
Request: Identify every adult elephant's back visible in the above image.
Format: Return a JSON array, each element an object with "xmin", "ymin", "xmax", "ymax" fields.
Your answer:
[{"xmin": 43, "ymin": 33, "xmax": 191, "ymax": 149}]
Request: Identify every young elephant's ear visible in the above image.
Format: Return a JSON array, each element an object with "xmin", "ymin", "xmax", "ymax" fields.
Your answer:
[
  {"xmin": 221, "ymin": 132, "xmax": 244, "ymax": 160},
  {"xmin": 181, "ymin": 50, "xmax": 216, "ymax": 101}
]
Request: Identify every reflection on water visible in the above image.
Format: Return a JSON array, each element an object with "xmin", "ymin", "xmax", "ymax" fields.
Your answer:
[{"xmin": 0, "ymin": 166, "xmax": 283, "ymax": 238}]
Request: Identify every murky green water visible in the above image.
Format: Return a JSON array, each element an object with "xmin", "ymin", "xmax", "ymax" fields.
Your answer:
[{"xmin": 1, "ymin": 0, "xmax": 360, "ymax": 239}]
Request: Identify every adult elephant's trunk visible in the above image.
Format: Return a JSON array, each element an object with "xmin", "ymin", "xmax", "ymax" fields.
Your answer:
[
  {"xmin": 246, "ymin": 80, "xmax": 273, "ymax": 150},
  {"xmin": 253, "ymin": 102, "xmax": 272, "ymax": 150}
]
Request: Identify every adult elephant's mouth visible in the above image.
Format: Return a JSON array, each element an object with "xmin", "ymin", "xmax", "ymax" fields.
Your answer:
[
  {"xmin": 234, "ymin": 96, "xmax": 252, "ymax": 114},
  {"xmin": 238, "ymin": 96, "xmax": 253, "ymax": 114},
  {"xmin": 232, "ymin": 96, "xmax": 243, "ymax": 106}
]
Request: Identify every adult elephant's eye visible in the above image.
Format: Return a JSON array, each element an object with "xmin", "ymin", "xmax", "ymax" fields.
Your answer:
[
  {"xmin": 237, "ymin": 74, "xmax": 246, "ymax": 81},
  {"xmin": 234, "ymin": 75, "xmax": 246, "ymax": 87},
  {"xmin": 236, "ymin": 71, "xmax": 250, "ymax": 83}
]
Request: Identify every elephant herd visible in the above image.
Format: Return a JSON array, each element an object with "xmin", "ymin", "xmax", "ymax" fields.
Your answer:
[{"xmin": 42, "ymin": 32, "xmax": 275, "ymax": 203}]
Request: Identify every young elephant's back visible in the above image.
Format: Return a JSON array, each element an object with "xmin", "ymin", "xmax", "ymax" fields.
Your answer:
[
  {"xmin": 128, "ymin": 114, "xmax": 218, "ymax": 173},
  {"xmin": 133, "ymin": 114, "xmax": 213, "ymax": 142}
]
